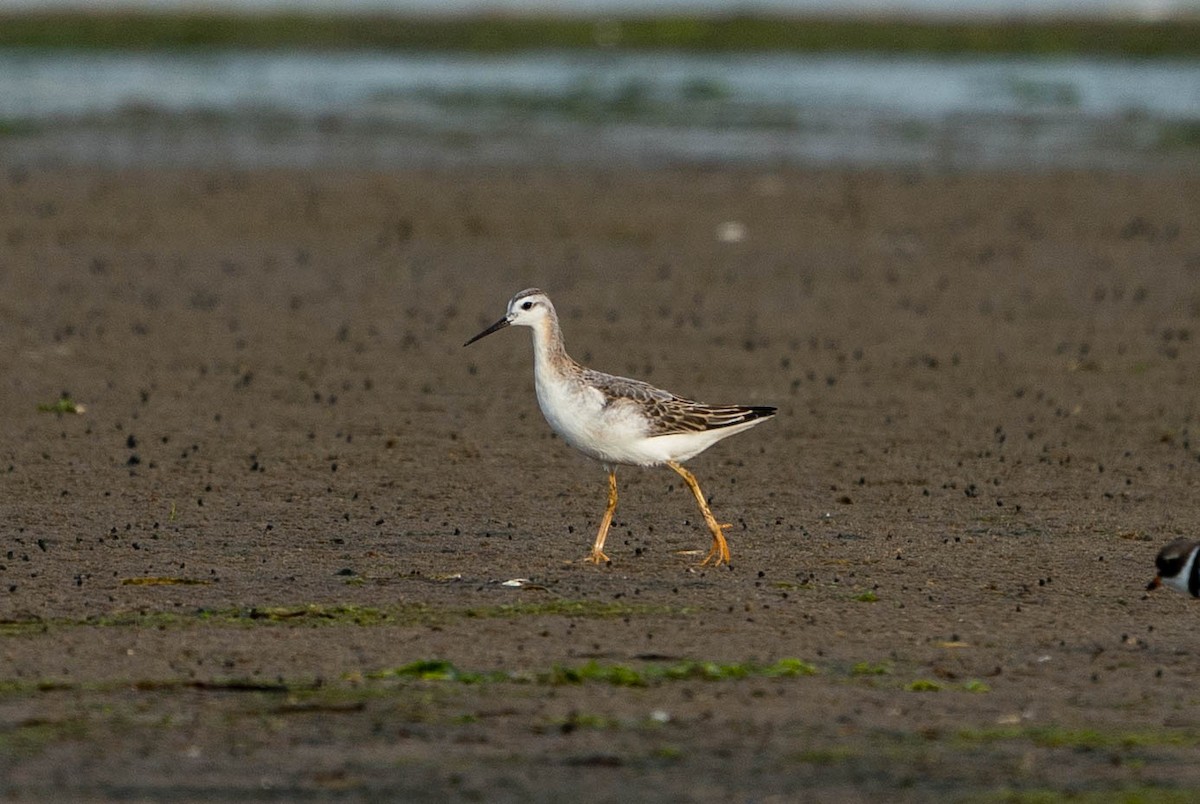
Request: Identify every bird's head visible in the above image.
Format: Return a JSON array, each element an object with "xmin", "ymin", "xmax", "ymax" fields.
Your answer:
[
  {"xmin": 1148, "ymin": 538, "xmax": 1200, "ymax": 593},
  {"xmin": 464, "ymin": 288, "xmax": 553, "ymax": 346}
]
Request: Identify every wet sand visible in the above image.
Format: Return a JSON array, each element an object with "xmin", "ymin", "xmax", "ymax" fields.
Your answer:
[{"xmin": 3, "ymin": 166, "xmax": 1200, "ymax": 800}]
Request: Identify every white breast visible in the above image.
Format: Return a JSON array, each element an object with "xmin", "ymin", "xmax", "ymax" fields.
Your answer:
[
  {"xmin": 1164, "ymin": 550, "xmax": 1198, "ymax": 596},
  {"xmin": 534, "ymin": 371, "xmax": 660, "ymax": 466}
]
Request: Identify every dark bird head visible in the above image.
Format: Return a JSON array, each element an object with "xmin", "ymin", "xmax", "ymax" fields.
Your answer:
[{"xmin": 1148, "ymin": 538, "xmax": 1200, "ymax": 596}]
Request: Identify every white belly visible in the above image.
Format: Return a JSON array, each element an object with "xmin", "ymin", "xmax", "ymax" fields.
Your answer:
[
  {"xmin": 534, "ymin": 372, "xmax": 655, "ymax": 466},
  {"xmin": 1164, "ymin": 550, "xmax": 1198, "ymax": 596},
  {"xmin": 533, "ymin": 371, "xmax": 768, "ymax": 467}
]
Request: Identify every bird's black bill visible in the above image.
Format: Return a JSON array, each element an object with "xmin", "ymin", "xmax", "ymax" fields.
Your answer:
[
  {"xmin": 464, "ymin": 317, "xmax": 510, "ymax": 347},
  {"xmin": 1147, "ymin": 576, "xmax": 1162, "ymax": 591}
]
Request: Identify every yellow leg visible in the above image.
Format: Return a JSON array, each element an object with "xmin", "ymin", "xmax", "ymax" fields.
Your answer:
[
  {"xmin": 667, "ymin": 460, "xmax": 732, "ymax": 567},
  {"xmin": 587, "ymin": 468, "xmax": 618, "ymax": 564}
]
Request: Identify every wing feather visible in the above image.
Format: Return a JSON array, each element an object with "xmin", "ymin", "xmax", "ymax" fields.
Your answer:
[{"xmin": 581, "ymin": 368, "xmax": 776, "ymax": 437}]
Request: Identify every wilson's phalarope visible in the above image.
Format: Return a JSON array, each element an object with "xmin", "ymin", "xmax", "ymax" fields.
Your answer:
[{"xmin": 465, "ymin": 288, "xmax": 775, "ymax": 566}]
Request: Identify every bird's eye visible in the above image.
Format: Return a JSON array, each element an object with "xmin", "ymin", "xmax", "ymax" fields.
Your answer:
[{"xmin": 521, "ymin": 301, "xmax": 533, "ymax": 310}]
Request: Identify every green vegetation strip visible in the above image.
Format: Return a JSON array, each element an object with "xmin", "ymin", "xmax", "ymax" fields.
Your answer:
[
  {"xmin": 121, "ymin": 577, "xmax": 213, "ymax": 587},
  {"xmin": 958, "ymin": 726, "xmax": 1200, "ymax": 749},
  {"xmin": 36, "ymin": 394, "xmax": 84, "ymax": 414},
  {"xmin": 369, "ymin": 657, "xmax": 817, "ymax": 686},
  {"xmin": 978, "ymin": 790, "xmax": 1200, "ymax": 804},
  {"xmin": 0, "ymin": 658, "xmax": 815, "ymax": 699},
  {"xmin": 0, "ymin": 656, "xmax": 1001, "ymax": 699},
  {"xmin": 0, "ymin": 600, "xmax": 690, "ymax": 636},
  {"xmin": 0, "ymin": 13, "xmax": 1197, "ymax": 57}
]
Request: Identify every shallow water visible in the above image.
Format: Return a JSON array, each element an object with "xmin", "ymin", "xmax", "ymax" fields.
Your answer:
[{"xmin": 2, "ymin": 49, "xmax": 1198, "ymax": 169}]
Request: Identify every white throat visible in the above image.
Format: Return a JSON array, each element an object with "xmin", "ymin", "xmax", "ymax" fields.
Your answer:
[{"xmin": 1164, "ymin": 549, "xmax": 1198, "ymax": 596}]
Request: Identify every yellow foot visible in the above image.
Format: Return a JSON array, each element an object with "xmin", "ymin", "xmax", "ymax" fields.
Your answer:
[
  {"xmin": 699, "ymin": 523, "xmax": 733, "ymax": 567},
  {"xmin": 585, "ymin": 549, "xmax": 611, "ymax": 565}
]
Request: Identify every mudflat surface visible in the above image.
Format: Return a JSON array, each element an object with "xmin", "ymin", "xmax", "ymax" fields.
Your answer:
[{"xmin": 2, "ymin": 166, "xmax": 1200, "ymax": 801}]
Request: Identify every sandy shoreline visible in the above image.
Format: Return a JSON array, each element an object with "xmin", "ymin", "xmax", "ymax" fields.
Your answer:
[{"xmin": 3, "ymin": 165, "xmax": 1200, "ymax": 799}]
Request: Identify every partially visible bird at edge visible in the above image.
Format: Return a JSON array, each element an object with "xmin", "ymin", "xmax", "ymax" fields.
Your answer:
[{"xmin": 1148, "ymin": 538, "xmax": 1200, "ymax": 597}]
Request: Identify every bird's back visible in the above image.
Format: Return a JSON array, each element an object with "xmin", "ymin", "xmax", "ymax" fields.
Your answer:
[{"xmin": 564, "ymin": 367, "xmax": 775, "ymax": 466}]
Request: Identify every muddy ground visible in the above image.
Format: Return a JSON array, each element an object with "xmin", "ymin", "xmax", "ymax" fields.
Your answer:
[{"xmin": 2, "ymin": 166, "xmax": 1200, "ymax": 801}]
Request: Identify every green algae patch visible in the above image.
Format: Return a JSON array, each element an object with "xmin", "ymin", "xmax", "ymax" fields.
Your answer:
[
  {"xmin": 958, "ymin": 726, "xmax": 1200, "ymax": 750},
  {"xmin": 36, "ymin": 394, "xmax": 85, "ymax": 414},
  {"xmin": 239, "ymin": 604, "xmax": 398, "ymax": 626},
  {"xmin": 461, "ymin": 600, "xmax": 691, "ymax": 619},
  {"xmin": 367, "ymin": 657, "xmax": 817, "ymax": 688},
  {"xmin": 850, "ymin": 661, "xmax": 892, "ymax": 676},
  {"xmin": 974, "ymin": 789, "xmax": 1200, "ymax": 804},
  {"xmin": 0, "ymin": 598, "xmax": 692, "ymax": 637},
  {"xmin": 369, "ymin": 660, "xmax": 508, "ymax": 684},
  {"xmin": 0, "ymin": 676, "xmax": 316, "ymax": 700},
  {"xmin": 548, "ymin": 661, "xmax": 650, "ymax": 687},
  {"xmin": 0, "ymin": 716, "xmax": 88, "ymax": 756},
  {"xmin": 550, "ymin": 658, "xmax": 816, "ymax": 686},
  {"xmin": 794, "ymin": 746, "xmax": 858, "ymax": 765},
  {"xmin": 545, "ymin": 711, "xmax": 622, "ymax": 731},
  {"xmin": 121, "ymin": 577, "xmax": 213, "ymax": 586},
  {"xmin": 0, "ymin": 604, "xmax": 421, "ymax": 636}
]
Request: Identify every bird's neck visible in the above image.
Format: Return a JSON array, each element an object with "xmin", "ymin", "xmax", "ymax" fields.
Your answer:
[{"xmin": 531, "ymin": 311, "xmax": 572, "ymax": 377}]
